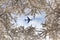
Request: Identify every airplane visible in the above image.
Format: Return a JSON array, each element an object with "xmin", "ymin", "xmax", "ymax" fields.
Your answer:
[{"xmin": 25, "ymin": 17, "xmax": 32, "ymax": 23}]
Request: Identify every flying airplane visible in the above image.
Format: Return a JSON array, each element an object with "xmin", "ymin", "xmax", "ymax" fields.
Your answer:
[{"xmin": 25, "ymin": 17, "xmax": 32, "ymax": 23}]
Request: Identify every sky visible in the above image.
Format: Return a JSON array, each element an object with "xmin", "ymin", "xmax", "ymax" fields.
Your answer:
[
  {"xmin": 15, "ymin": 11, "xmax": 46, "ymax": 29},
  {"xmin": 11, "ymin": 7, "xmax": 46, "ymax": 30}
]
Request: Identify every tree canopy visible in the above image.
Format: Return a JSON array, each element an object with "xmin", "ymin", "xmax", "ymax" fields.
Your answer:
[{"xmin": 0, "ymin": 0, "xmax": 60, "ymax": 40}]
